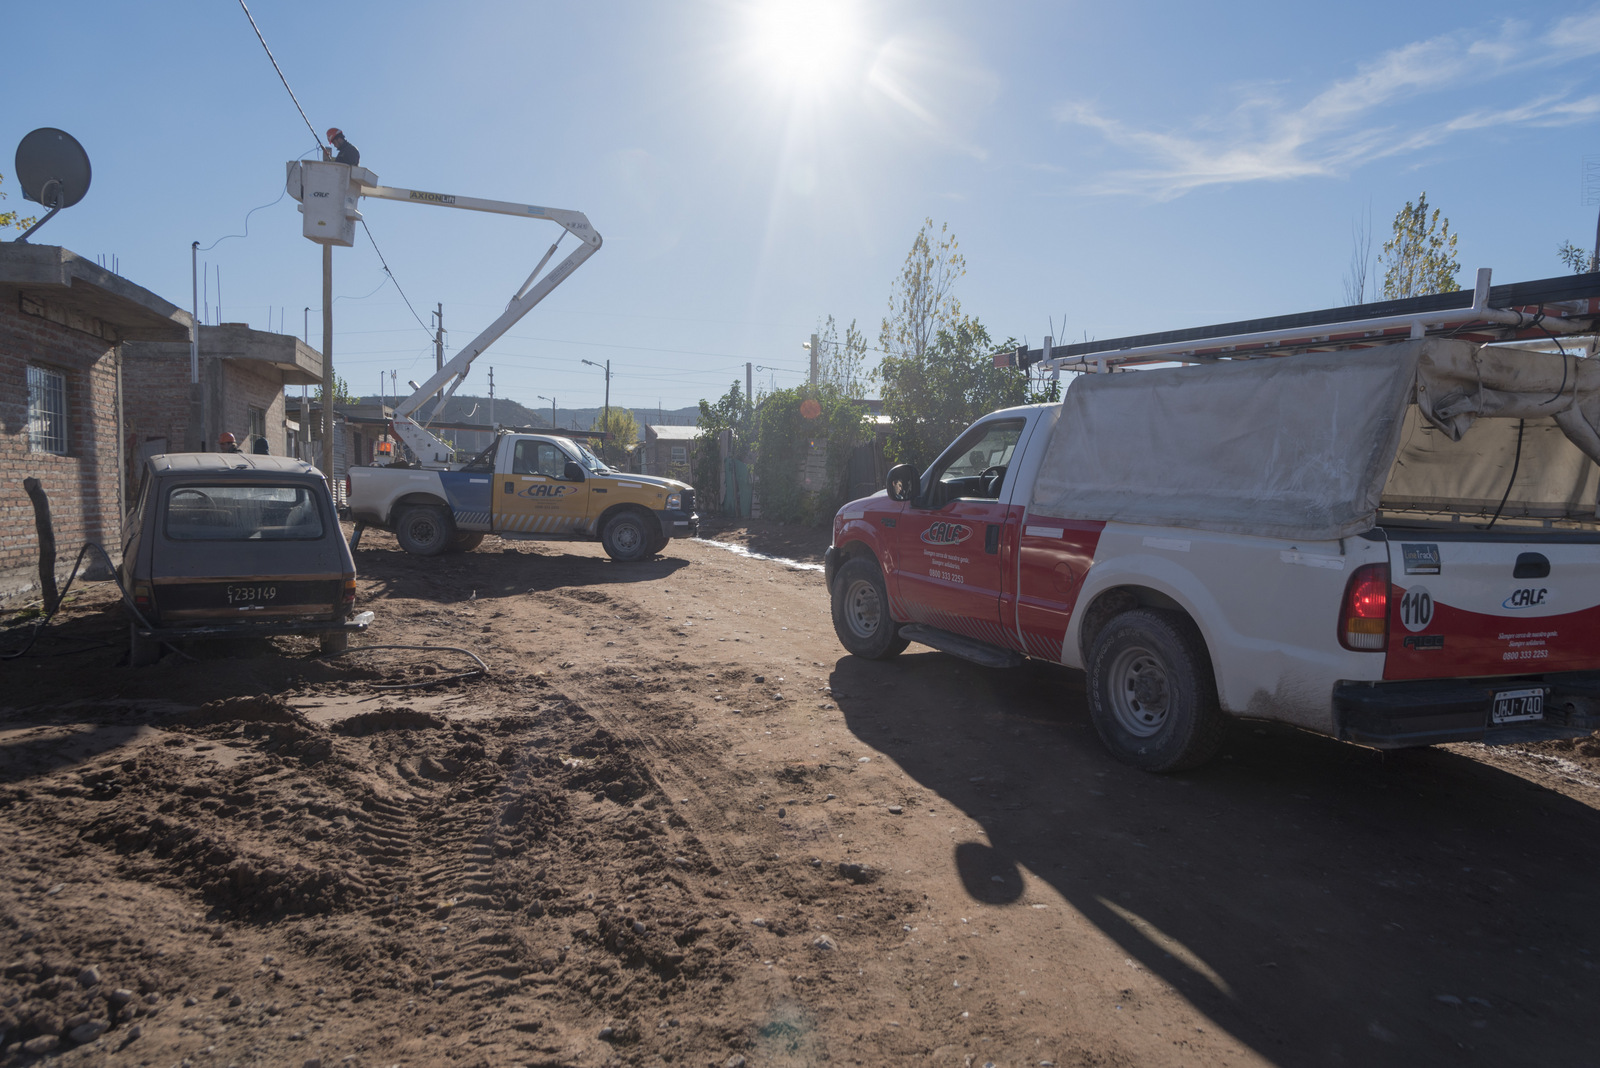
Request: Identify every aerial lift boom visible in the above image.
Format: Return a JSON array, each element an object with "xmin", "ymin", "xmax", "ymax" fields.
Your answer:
[{"xmin": 287, "ymin": 161, "xmax": 601, "ymax": 464}]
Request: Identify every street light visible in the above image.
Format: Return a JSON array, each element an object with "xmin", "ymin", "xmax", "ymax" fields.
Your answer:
[
  {"xmin": 580, "ymin": 358, "xmax": 611, "ymax": 452},
  {"xmin": 537, "ymin": 394, "xmax": 557, "ymax": 430}
]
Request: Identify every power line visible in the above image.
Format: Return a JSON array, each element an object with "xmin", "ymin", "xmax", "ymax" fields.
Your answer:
[
  {"xmin": 236, "ymin": 0, "xmax": 324, "ymax": 154},
  {"xmin": 360, "ymin": 220, "xmax": 434, "ymax": 338}
]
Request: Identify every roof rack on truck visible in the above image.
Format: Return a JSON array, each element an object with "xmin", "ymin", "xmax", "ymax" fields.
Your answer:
[{"xmin": 998, "ymin": 268, "xmax": 1600, "ymax": 373}]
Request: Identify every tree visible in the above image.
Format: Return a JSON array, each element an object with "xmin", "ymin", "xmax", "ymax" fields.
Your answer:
[
  {"xmin": 318, "ymin": 374, "xmax": 357, "ymax": 406},
  {"xmin": 816, "ymin": 314, "xmax": 869, "ymax": 398},
  {"xmin": 1380, "ymin": 192, "xmax": 1460, "ymax": 299},
  {"xmin": 877, "ymin": 318, "xmax": 1028, "ymax": 471},
  {"xmin": 751, "ymin": 385, "xmax": 870, "ymax": 525},
  {"xmin": 0, "ymin": 171, "xmax": 37, "ymax": 234},
  {"xmin": 591, "ymin": 407, "xmax": 639, "ymax": 467},
  {"xmin": 879, "ymin": 218, "xmax": 965, "ymax": 362},
  {"xmin": 693, "ymin": 381, "xmax": 754, "ymax": 508},
  {"xmin": 1558, "ymin": 240, "xmax": 1599, "ymax": 274},
  {"xmin": 1342, "ymin": 204, "xmax": 1374, "ymax": 305}
]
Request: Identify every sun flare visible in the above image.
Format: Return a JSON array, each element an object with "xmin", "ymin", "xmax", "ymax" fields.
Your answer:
[{"xmin": 742, "ymin": 0, "xmax": 862, "ymax": 97}]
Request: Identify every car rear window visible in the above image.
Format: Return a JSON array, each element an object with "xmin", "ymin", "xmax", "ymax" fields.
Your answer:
[{"xmin": 163, "ymin": 484, "xmax": 325, "ymax": 541}]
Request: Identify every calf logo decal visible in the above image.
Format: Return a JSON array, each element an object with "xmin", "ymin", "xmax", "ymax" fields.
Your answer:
[
  {"xmin": 517, "ymin": 484, "xmax": 572, "ymax": 499},
  {"xmin": 921, "ymin": 521, "xmax": 972, "ymax": 546},
  {"xmin": 1503, "ymin": 587, "xmax": 1549, "ymax": 609}
]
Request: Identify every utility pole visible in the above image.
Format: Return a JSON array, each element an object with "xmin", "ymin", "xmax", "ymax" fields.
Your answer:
[
  {"xmin": 321, "ymin": 244, "xmax": 335, "ymax": 478},
  {"xmin": 809, "ymin": 332, "xmax": 819, "ymax": 387},
  {"xmin": 582, "ymin": 358, "xmax": 612, "ymax": 455},
  {"xmin": 488, "ymin": 367, "xmax": 495, "ymax": 427},
  {"xmin": 746, "ymin": 361, "xmax": 753, "ymax": 413},
  {"xmin": 434, "ymin": 302, "xmax": 444, "ymax": 373}
]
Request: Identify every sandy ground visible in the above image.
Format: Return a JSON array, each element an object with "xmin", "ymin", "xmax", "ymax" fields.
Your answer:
[{"xmin": 3, "ymin": 523, "xmax": 1600, "ymax": 1068}]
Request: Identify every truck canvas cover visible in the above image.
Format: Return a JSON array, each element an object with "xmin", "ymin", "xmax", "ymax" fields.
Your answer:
[{"xmin": 1028, "ymin": 338, "xmax": 1600, "ymax": 540}]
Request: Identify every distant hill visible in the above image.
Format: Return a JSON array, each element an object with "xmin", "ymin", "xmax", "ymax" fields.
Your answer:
[{"xmin": 358, "ymin": 395, "xmax": 702, "ymax": 439}]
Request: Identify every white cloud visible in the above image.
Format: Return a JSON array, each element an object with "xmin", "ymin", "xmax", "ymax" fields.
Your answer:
[{"xmin": 1058, "ymin": 11, "xmax": 1600, "ymax": 199}]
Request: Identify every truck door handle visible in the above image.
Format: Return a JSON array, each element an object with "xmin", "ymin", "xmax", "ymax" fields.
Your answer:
[
  {"xmin": 985, "ymin": 524, "xmax": 1000, "ymax": 554},
  {"xmin": 505, "ymin": 482, "xmax": 513, "ymax": 493}
]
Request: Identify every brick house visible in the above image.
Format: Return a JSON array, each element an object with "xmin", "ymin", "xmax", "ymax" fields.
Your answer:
[
  {"xmin": 123, "ymin": 322, "xmax": 323, "ymax": 473},
  {"xmin": 0, "ymin": 244, "xmax": 191, "ymax": 604},
  {"xmin": 641, "ymin": 424, "xmax": 701, "ymax": 479}
]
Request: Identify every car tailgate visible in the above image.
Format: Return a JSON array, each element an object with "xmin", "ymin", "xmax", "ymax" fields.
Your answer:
[{"xmin": 1384, "ymin": 532, "xmax": 1600, "ymax": 679}]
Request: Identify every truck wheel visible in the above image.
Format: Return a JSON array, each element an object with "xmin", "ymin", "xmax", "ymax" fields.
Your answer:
[
  {"xmin": 646, "ymin": 533, "xmax": 669, "ymax": 556},
  {"xmin": 1087, "ymin": 608, "xmax": 1226, "ymax": 773},
  {"xmin": 449, "ymin": 532, "xmax": 485, "ymax": 553},
  {"xmin": 129, "ymin": 622, "xmax": 162, "ymax": 667},
  {"xmin": 395, "ymin": 505, "xmax": 454, "ymax": 556},
  {"xmin": 319, "ymin": 630, "xmax": 349, "ymax": 655},
  {"xmin": 602, "ymin": 511, "xmax": 650, "ymax": 562},
  {"xmin": 831, "ymin": 557, "xmax": 908, "ymax": 659}
]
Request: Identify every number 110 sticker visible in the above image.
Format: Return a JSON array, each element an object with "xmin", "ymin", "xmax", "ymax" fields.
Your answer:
[{"xmin": 1400, "ymin": 585, "xmax": 1434, "ymax": 632}]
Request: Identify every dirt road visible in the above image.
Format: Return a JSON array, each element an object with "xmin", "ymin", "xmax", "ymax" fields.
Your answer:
[{"xmin": 3, "ymin": 526, "xmax": 1600, "ymax": 1067}]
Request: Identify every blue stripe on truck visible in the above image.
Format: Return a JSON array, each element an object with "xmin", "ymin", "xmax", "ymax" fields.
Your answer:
[{"xmin": 440, "ymin": 472, "xmax": 493, "ymax": 531}]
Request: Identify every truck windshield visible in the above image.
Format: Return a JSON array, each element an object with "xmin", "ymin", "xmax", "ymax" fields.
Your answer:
[
  {"xmin": 574, "ymin": 442, "xmax": 611, "ymax": 474},
  {"xmin": 163, "ymin": 485, "xmax": 325, "ymax": 541}
]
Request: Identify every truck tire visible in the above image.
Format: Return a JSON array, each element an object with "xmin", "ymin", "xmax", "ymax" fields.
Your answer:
[
  {"xmin": 319, "ymin": 630, "xmax": 349, "ymax": 655},
  {"xmin": 1087, "ymin": 608, "xmax": 1226, "ymax": 772},
  {"xmin": 646, "ymin": 532, "xmax": 669, "ymax": 556},
  {"xmin": 395, "ymin": 505, "xmax": 454, "ymax": 556},
  {"xmin": 832, "ymin": 557, "xmax": 908, "ymax": 659},
  {"xmin": 129, "ymin": 622, "xmax": 162, "ymax": 667},
  {"xmin": 449, "ymin": 532, "xmax": 486, "ymax": 553},
  {"xmin": 601, "ymin": 510, "xmax": 650, "ymax": 562}
]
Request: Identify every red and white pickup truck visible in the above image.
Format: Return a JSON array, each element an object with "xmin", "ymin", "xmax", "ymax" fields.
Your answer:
[{"xmin": 825, "ymin": 335, "xmax": 1600, "ymax": 771}]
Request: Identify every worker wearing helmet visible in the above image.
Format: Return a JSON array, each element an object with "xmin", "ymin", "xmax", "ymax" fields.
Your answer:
[
  {"xmin": 218, "ymin": 432, "xmax": 241, "ymax": 454},
  {"xmin": 322, "ymin": 128, "xmax": 360, "ymax": 167}
]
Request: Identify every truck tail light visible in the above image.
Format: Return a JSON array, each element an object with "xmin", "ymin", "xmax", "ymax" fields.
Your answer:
[
  {"xmin": 131, "ymin": 583, "xmax": 153, "ymax": 610},
  {"xmin": 342, "ymin": 579, "xmax": 357, "ymax": 606},
  {"xmin": 1339, "ymin": 563, "xmax": 1389, "ymax": 651}
]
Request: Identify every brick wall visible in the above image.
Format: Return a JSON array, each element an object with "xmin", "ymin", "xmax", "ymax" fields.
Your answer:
[{"xmin": 0, "ymin": 303, "xmax": 124, "ymax": 605}]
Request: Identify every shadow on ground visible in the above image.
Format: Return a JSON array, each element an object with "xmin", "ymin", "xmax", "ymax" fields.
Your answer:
[{"xmin": 831, "ymin": 651, "xmax": 1600, "ymax": 1068}]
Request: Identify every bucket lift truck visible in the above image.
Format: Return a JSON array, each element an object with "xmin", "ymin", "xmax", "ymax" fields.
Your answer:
[
  {"xmin": 286, "ymin": 161, "xmax": 697, "ymax": 561},
  {"xmin": 286, "ymin": 160, "xmax": 602, "ymax": 464}
]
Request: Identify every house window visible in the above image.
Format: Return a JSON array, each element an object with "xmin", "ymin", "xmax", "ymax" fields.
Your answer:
[
  {"xmin": 671, "ymin": 445, "xmax": 688, "ymax": 465},
  {"xmin": 27, "ymin": 365, "xmax": 68, "ymax": 455},
  {"xmin": 248, "ymin": 406, "xmax": 267, "ymax": 452}
]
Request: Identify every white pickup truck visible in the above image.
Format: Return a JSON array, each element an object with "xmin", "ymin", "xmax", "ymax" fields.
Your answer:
[
  {"xmin": 825, "ymin": 335, "xmax": 1600, "ymax": 771},
  {"xmin": 348, "ymin": 431, "xmax": 697, "ymax": 560}
]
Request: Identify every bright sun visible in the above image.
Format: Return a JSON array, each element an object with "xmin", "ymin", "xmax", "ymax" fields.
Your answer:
[{"xmin": 743, "ymin": 0, "xmax": 861, "ymax": 97}]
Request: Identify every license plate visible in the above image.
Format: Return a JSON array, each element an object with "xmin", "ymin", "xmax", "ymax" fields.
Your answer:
[
  {"xmin": 1491, "ymin": 688, "xmax": 1544, "ymax": 724},
  {"xmin": 226, "ymin": 584, "xmax": 278, "ymax": 608}
]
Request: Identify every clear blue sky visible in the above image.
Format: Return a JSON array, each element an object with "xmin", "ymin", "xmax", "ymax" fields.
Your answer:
[{"xmin": 6, "ymin": 1, "xmax": 1599, "ymax": 416}]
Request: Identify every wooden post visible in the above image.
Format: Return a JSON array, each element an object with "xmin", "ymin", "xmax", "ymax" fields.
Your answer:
[{"xmin": 23, "ymin": 477, "xmax": 59, "ymax": 613}]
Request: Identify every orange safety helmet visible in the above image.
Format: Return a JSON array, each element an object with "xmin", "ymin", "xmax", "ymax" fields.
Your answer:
[
  {"xmin": 326, "ymin": 128, "xmax": 343, "ymax": 142},
  {"xmin": 218, "ymin": 432, "xmax": 237, "ymax": 445}
]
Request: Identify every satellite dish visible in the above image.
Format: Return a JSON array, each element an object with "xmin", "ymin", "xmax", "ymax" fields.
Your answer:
[
  {"xmin": 16, "ymin": 128, "xmax": 91, "ymax": 208},
  {"xmin": 11, "ymin": 129, "xmax": 91, "ymax": 243}
]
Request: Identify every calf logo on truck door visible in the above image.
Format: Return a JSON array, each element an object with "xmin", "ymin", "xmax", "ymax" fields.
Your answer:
[{"xmin": 921, "ymin": 522, "xmax": 973, "ymax": 546}]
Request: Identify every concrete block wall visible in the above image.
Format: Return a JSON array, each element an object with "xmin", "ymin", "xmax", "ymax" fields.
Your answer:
[
  {"xmin": 215, "ymin": 359, "xmax": 288, "ymax": 456},
  {"xmin": 121, "ymin": 350, "xmax": 194, "ymax": 463},
  {"xmin": 0, "ymin": 304, "xmax": 124, "ymax": 605}
]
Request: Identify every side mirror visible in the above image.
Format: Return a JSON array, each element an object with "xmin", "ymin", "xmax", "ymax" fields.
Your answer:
[
  {"xmin": 563, "ymin": 460, "xmax": 586, "ymax": 482},
  {"xmin": 885, "ymin": 463, "xmax": 919, "ymax": 503}
]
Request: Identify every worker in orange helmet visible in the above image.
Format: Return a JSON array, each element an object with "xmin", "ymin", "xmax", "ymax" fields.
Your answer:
[
  {"xmin": 322, "ymin": 128, "xmax": 360, "ymax": 167},
  {"xmin": 218, "ymin": 432, "xmax": 242, "ymax": 454}
]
